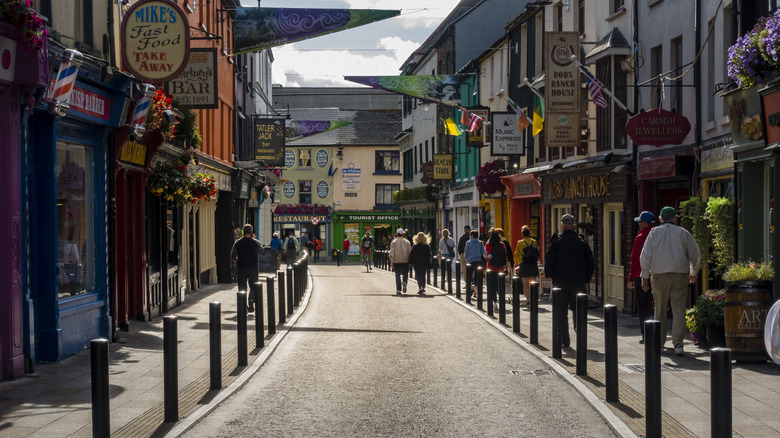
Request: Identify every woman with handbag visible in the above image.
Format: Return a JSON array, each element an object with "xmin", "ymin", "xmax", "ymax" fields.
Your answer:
[{"xmin": 513, "ymin": 225, "xmax": 539, "ymax": 306}]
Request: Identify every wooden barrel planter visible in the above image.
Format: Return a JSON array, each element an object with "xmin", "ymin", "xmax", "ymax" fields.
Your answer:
[{"xmin": 725, "ymin": 280, "xmax": 773, "ymax": 360}]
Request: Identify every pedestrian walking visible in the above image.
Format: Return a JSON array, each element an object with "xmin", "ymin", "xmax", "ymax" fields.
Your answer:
[
  {"xmin": 409, "ymin": 232, "xmax": 432, "ymax": 295},
  {"xmin": 628, "ymin": 211, "xmax": 655, "ymax": 344},
  {"xmin": 513, "ymin": 225, "xmax": 539, "ymax": 305},
  {"xmin": 544, "ymin": 214, "xmax": 595, "ymax": 347},
  {"xmin": 640, "ymin": 206, "xmax": 701, "ymax": 356},
  {"xmin": 313, "ymin": 237, "xmax": 322, "ymax": 263},
  {"xmin": 485, "ymin": 230, "xmax": 507, "ymax": 312},
  {"xmin": 283, "ymin": 230, "xmax": 300, "ymax": 267},
  {"xmin": 270, "ymin": 232, "xmax": 283, "ymax": 269},
  {"xmin": 300, "ymin": 230, "xmax": 311, "ymax": 259},
  {"xmin": 389, "ymin": 228, "xmax": 412, "ymax": 295},
  {"xmin": 361, "ymin": 231, "xmax": 374, "ymax": 270},
  {"xmin": 342, "ymin": 236, "xmax": 350, "ymax": 263},
  {"xmin": 457, "ymin": 225, "xmax": 471, "ymax": 272},
  {"xmin": 464, "ymin": 230, "xmax": 485, "ymax": 298},
  {"xmin": 498, "ymin": 228, "xmax": 514, "ymax": 274},
  {"xmin": 438, "ymin": 229, "xmax": 456, "ymax": 262},
  {"xmin": 231, "ymin": 224, "xmax": 265, "ymax": 313}
]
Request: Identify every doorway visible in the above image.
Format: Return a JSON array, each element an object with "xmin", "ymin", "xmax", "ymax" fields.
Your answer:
[{"xmin": 603, "ymin": 203, "xmax": 625, "ymax": 308}]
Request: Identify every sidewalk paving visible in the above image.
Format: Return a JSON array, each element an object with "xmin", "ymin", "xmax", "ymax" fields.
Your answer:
[{"xmin": 1, "ymin": 262, "xmax": 779, "ymax": 437}]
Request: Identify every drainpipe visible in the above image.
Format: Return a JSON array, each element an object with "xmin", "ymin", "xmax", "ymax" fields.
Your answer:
[
  {"xmin": 694, "ymin": 0, "xmax": 702, "ymax": 198},
  {"xmin": 632, "ymin": 0, "xmax": 639, "ymax": 216}
]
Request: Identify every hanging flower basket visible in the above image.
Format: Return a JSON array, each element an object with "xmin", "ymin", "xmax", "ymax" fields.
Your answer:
[
  {"xmin": 0, "ymin": 1, "xmax": 47, "ymax": 51},
  {"xmin": 190, "ymin": 173, "xmax": 217, "ymax": 202},
  {"xmin": 727, "ymin": 9, "xmax": 780, "ymax": 88},
  {"xmin": 147, "ymin": 161, "xmax": 191, "ymax": 206},
  {"xmin": 475, "ymin": 160, "xmax": 507, "ymax": 195},
  {"xmin": 147, "ymin": 89, "xmax": 177, "ymax": 140},
  {"xmin": 170, "ymin": 99, "xmax": 202, "ymax": 149}
]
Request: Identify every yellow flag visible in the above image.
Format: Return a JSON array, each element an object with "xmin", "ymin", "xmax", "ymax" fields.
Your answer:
[{"xmin": 444, "ymin": 118, "xmax": 462, "ymax": 136}]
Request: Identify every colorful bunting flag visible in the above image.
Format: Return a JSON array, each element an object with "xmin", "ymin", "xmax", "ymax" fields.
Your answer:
[
  {"xmin": 344, "ymin": 75, "xmax": 465, "ymax": 107},
  {"xmin": 458, "ymin": 107, "xmax": 483, "ymax": 132},
  {"xmin": 533, "ymin": 94, "xmax": 545, "ymax": 137},
  {"xmin": 444, "ymin": 118, "xmax": 462, "ymax": 136},
  {"xmin": 576, "ymin": 63, "xmax": 609, "ymax": 109}
]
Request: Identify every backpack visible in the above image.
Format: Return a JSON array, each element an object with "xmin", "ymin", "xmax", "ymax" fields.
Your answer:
[
  {"xmin": 491, "ymin": 243, "xmax": 507, "ymax": 266},
  {"xmin": 286, "ymin": 237, "xmax": 296, "ymax": 250},
  {"xmin": 522, "ymin": 241, "xmax": 539, "ymax": 265}
]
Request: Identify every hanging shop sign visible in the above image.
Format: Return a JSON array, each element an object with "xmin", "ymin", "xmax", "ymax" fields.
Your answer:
[
  {"xmin": 760, "ymin": 87, "xmax": 780, "ymax": 145},
  {"xmin": 625, "ymin": 108, "xmax": 692, "ymax": 147},
  {"xmin": 545, "ymin": 32, "xmax": 580, "ymax": 113},
  {"xmin": 466, "ymin": 107, "xmax": 489, "ymax": 148},
  {"xmin": 166, "ymin": 48, "xmax": 217, "ymax": 109},
  {"xmin": 119, "ymin": 141, "xmax": 148, "ymax": 167},
  {"xmin": 545, "ymin": 112, "xmax": 579, "ymax": 147},
  {"xmin": 491, "ymin": 112, "xmax": 525, "ymax": 156},
  {"xmin": 433, "ymin": 154, "xmax": 453, "ymax": 180},
  {"xmin": 121, "ymin": 0, "xmax": 190, "ymax": 83},
  {"xmin": 253, "ymin": 117, "xmax": 286, "ymax": 166},
  {"xmin": 722, "ymin": 85, "xmax": 763, "ymax": 147}
]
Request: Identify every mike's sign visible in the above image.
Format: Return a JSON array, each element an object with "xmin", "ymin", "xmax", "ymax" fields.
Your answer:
[{"xmin": 122, "ymin": 0, "xmax": 190, "ymax": 83}]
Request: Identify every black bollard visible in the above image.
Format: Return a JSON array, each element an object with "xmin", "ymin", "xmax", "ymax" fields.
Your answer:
[
  {"xmin": 254, "ymin": 283, "xmax": 264, "ymax": 349},
  {"xmin": 576, "ymin": 293, "xmax": 588, "ymax": 376},
  {"xmin": 530, "ymin": 281, "xmax": 539, "ymax": 344},
  {"xmin": 645, "ymin": 320, "xmax": 662, "ymax": 438},
  {"xmin": 432, "ymin": 256, "xmax": 438, "ymax": 288},
  {"xmin": 237, "ymin": 291, "xmax": 247, "ymax": 366},
  {"xmin": 266, "ymin": 276, "xmax": 276, "ymax": 335},
  {"xmin": 441, "ymin": 256, "xmax": 447, "ymax": 287},
  {"xmin": 476, "ymin": 267, "xmax": 484, "ymax": 310},
  {"xmin": 512, "ymin": 276, "xmax": 520, "ymax": 333},
  {"xmin": 455, "ymin": 261, "xmax": 461, "ymax": 299},
  {"xmin": 293, "ymin": 262, "xmax": 301, "ymax": 307},
  {"xmin": 209, "ymin": 302, "xmax": 222, "ymax": 390},
  {"xmin": 286, "ymin": 266, "xmax": 294, "ymax": 312},
  {"xmin": 163, "ymin": 315, "xmax": 178, "ymax": 422},
  {"xmin": 337, "ymin": 250, "xmax": 341, "ymax": 267},
  {"xmin": 604, "ymin": 304, "xmax": 618, "ymax": 402},
  {"xmin": 447, "ymin": 260, "xmax": 453, "ymax": 295},
  {"xmin": 465, "ymin": 263, "xmax": 472, "ymax": 304},
  {"xmin": 486, "ymin": 270, "xmax": 496, "ymax": 317},
  {"xmin": 279, "ymin": 271, "xmax": 289, "ymax": 315},
  {"xmin": 90, "ymin": 338, "xmax": 110, "ymax": 438},
  {"xmin": 552, "ymin": 288, "xmax": 562, "ymax": 359},
  {"xmin": 272, "ymin": 274, "xmax": 284, "ymax": 324},
  {"xmin": 711, "ymin": 348, "xmax": 732, "ymax": 438},
  {"xmin": 498, "ymin": 273, "xmax": 506, "ymax": 324}
]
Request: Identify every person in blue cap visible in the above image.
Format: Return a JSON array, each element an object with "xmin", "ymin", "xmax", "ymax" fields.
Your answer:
[{"xmin": 628, "ymin": 211, "xmax": 654, "ymax": 344}]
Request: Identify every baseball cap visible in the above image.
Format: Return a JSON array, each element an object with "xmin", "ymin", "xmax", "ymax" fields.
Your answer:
[
  {"xmin": 634, "ymin": 211, "xmax": 655, "ymax": 223},
  {"xmin": 560, "ymin": 214, "xmax": 576, "ymax": 225},
  {"xmin": 397, "ymin": 228, "xmax": 405, "ymax": 235},
  {"xmin": 659, "ymin": 206, "xmax": 677, "ymax": 221}
]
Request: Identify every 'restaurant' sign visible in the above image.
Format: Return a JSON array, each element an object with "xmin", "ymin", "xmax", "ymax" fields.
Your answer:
[
  {"xmin": 625, "ymin": 108, "xmax": 692, "ymax": 147},
  {"xmin": 122, "ymin": 0, "xmax": 190, "ymax": 83},
  {"xmin": 166, "ymin": 48, "xmax": 217, "ymax": 108}
]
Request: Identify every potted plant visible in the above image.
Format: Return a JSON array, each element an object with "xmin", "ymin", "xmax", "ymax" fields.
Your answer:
[
  {"xmin": 688, "ymin": 289, "xmax": 726, "ymax": 349},
  {"xmin": 722, "ymin": 261, "xmax": 774, "ymax": 358}
]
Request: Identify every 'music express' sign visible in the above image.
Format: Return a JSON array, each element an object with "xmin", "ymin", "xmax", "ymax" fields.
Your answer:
[{"xmin": 122, "ymin": 0, "xmax": 190, "ymax": 83}]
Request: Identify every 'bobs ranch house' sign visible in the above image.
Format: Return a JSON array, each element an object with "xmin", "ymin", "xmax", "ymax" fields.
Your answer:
[
  {"xmin": 122, "ymin": 0, "xmax": 190, "ymax": 83},
  {"xmin": 625, "ymin": 108, "xmax": 691, "ymax": 147}
]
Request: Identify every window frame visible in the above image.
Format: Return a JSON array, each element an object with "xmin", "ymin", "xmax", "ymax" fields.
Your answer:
[
  {"xmin": 375, "ymin": 184, "xmax": 400, "ymax": 209},
  {"xmin": 375, "ymin": 150, "xmax": 400, "ymax": 175}
]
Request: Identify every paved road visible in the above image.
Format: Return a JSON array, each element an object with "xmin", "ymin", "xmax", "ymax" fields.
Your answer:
[{"xmin": 185, "ymin": 264, "xmax": 617, "ymax": 437}]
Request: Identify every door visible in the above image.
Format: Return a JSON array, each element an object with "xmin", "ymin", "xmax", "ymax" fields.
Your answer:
[{"xmin": 603, "ymin": 203, "xmax": 625, "ymax": 308}]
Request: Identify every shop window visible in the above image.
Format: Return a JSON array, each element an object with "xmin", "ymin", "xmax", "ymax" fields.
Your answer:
[
  {"xmin": 57, "ymin": 141, "xmax": 94, "ymax": 299},
  {"xmin": 375, "ymin": 184, "xmax": 399, "ymax": 208},
  {"xmin": 300, "ymin": 180, "xmax": 311, "ymax": 204},
  {"xmin": 375, "ymin": 150, "xmax": 400, "ymax": 174},
  {"xmin": 298, "ymin": 149, "xmax": 311, "ymax": 168},
  {"xmin": 551, "ymin": 205, "xmax": 572, "ymax": 236}
]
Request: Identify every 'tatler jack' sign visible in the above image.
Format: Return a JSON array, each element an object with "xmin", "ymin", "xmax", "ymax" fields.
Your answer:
[
  {"xmin": 122, "ymin": 0, "xmax": 190, "ymax": 83},
  {"xmin": 625, "ymin": 108, "xmax": 691, "ymax": 147}
]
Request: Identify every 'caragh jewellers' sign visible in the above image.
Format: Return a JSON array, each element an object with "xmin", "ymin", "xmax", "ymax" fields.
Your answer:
[
  {"xmin": 625, "ymin": 108, "xmax": 691, "ymax": 147},
  {"xmin": 166, "ymin": 48, "xmax": 217, "ymax": 109},
  {"xmin": 122, "ymin": 0, "xmax": 190, "ymax": 83}
]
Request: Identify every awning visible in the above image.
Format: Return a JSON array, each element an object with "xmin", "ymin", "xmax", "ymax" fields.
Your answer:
[{"xmin": 500, "ymin": 173, "xmax": 541, "ymax": 199}]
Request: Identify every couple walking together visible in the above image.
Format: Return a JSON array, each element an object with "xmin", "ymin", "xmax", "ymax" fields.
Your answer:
[{"xmin": 389, "ymin": 228, "xmax": 431, "ymax": 295}]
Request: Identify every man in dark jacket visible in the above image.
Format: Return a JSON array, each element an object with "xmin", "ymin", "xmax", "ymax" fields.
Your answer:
[
  {"xmin": 544, "ymin": 214, "xmax": 595, "ymax": 347},
  {"xmin": 231, "ymin": 224, "xmax": 265, "ymax": 313},
  {"xmin": 457, "ymin": 225, "xmax": 471, "ymax": 271}
]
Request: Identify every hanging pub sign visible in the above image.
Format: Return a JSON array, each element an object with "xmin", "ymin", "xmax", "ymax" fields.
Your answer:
[
  {"xmin": 490, "ymin": 112, "xmax": 525, "ymax": 156},
  {"xmin": 466, "ymin": 107, "xmax": 489, "ymax": 148},
  {"xmin": 121, "ymin": 0, "xmax": 190, "ymax": 84},
  {"xmin": 433, "ymin": 154, "xmax": 453, "ymax": 180},
  {"xmin": 625, "ymin": 108, "xmax": 692, "ymax": 147},
  {"xmin": 544, "ymin": 31, "xmax": 580, "ymax": 148},
  {"xmin": 165, "ymin": 48, "xmax": 217, "ymax": 109},
  {"xmin": 253, "ymin": 117, "xmax": 286, "ymax": 166}
]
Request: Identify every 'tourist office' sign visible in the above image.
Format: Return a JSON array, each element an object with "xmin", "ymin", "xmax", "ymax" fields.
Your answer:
[{"xmin": 122, "ymin": 0, "xmax": 190, "ymax": 83}]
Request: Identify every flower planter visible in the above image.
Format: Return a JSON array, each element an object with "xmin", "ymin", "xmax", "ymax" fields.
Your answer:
[{"xmin": 725, "ymin": 280, "xmax": 773, "ymax": 361}]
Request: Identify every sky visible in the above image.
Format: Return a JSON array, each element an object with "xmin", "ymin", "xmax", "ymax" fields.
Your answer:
[{"xmin": 238, "ymin": 0, "xmax": 462, "ymax": 87}]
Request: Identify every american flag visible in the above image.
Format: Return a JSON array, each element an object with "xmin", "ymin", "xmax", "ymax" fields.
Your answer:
[{"xmin": 577, "ymin": 64, "xmax": 609, "ymax": 109}]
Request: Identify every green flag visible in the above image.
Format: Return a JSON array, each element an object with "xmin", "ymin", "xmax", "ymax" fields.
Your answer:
[{"xmin": 532, "ymin": 94, "xmax": 545, "ymax": 137}]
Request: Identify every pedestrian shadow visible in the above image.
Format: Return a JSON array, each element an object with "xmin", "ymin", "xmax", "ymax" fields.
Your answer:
[{"xmin": 289, "ymin": 327, "xmax": 422, "ymax": 334}]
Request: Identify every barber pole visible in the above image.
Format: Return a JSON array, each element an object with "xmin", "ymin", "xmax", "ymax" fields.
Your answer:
[
  {"xmin": 47, "ymin": 49, "xmax": 84, "ymax": 116},
  {"xmin": 130, "ymin": 84, "xmax": 156, "ymax": 138}
]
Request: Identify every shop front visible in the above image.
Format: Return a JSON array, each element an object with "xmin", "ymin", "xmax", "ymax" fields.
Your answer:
[
  {"xmin": 636, "ymin": 148, "xmax": 695, "ymax": 214},
  {"xmin": 274, "ymin": 213, "xmax": 332, "ymax": 258},
  {"xmin": 27, "ymin": 49, "xmax": 133, "ymax": 362},
  {"xmin": 449, "ymin": 183, "xmax": 479, "ymax": 237},
  {"xmin": 541, "ymin": 165, "xmax": 634, "ymax": 311},
  {"xmin": 333, "ymin": 212, "xmax": 401, "ymax": 261},
  {"xmin": 500, "ymin": 173, "xmax": 543, "ymax": 249}
]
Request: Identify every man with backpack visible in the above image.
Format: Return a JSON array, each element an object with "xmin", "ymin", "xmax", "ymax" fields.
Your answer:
[
  {"xmin": 283, "ymin": 230, "xmax": 300, "ymax": 266},
  {"xmin": 544, "ymin": 214, "xmax": 594, "ymax": 347}
]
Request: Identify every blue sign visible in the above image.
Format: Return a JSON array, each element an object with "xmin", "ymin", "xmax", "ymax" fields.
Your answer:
[
  {"xmin": 285, "ymin": 149, "xmax": 295, "ymax": 168},
  {"xmin": 317, "ymin": 180, "xmax": 329, "ymax": 199},
  {"xmin": 316, "ymin": 149, "xmax": 329, "ymax": 167},
  {"xmin": 283, "ymin": 180, "xmax": 296, "ymax": 199}
]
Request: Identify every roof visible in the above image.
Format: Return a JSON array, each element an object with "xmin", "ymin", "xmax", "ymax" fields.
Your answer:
[
  {"xmin": 286, "ymin": 108, "xmax": 401, "ymax": 147},
  {"xmin": 585, "ymin": 27, "xmax": 631, "ymax": 63}
]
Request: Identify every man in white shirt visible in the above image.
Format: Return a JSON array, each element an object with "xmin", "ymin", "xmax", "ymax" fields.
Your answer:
[{"xmin": 640, "ymin": 206, "xmax": 701, "ymax": 356}]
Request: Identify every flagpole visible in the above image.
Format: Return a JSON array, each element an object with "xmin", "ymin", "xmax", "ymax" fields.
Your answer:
[
  {"xmin": 519, "ymin": 78, "xmax": 546, "ymax": 102},
  {"xmin": 569, "ymin": 56, "xmax": 632, "ymax": 115}
]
